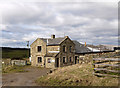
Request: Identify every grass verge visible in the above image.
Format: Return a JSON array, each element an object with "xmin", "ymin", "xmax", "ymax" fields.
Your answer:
[{"xmin": 2, "ymin": 65, "xmax": 29, "ymax": 73}]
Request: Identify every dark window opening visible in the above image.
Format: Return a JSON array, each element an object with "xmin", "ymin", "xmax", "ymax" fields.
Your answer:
[
  {"xmin": 38, "ymin": 57, "xmax": 42, "ymax": 63},
  {"xmin": 48, "ymin": 58, "xmax": 51, "ymax": 63},
  {"xmin": 63, "ymin": 45, "xmax": 66, "ymax": 52},
  {"xmin": 38, "ymin": 46, "xmax": 41, "ymax": 52}
]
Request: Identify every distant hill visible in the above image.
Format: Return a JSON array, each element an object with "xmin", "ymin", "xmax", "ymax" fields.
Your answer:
[
  {"xmin": 1, "ymin": 47, "xmax": 30, "ymax": 59},
  {"xmin": 87, "ymin": 44, "xmax": 111, "ymax": 51}
]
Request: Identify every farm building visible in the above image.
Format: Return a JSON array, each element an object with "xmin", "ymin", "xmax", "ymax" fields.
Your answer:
[
  {"xmin": 2, "ymin": 58, "xmax": 27, "ymax": 66},
  {"xmin": 11, "ymin": 60, "xmax": 27, "ymax": 66},
  {"xmin": 30, "ymin": 35, "xmax": 92, "ymax": 68},
  {"xmin": 11, "ymin": 58, "xmax": 27, "ymax": 66}
]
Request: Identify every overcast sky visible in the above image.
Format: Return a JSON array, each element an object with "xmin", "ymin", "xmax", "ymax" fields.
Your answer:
[{"xmin": 0, "ymin": 0, "xmax": 118, "ymax": 48}]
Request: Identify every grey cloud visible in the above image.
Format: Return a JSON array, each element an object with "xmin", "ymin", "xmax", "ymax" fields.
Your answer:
[{"xmin": 0, "ymin": 1, "xmax": 118, "ymax": 47}]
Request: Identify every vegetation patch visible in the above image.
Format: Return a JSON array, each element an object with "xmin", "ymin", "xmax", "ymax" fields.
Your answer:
[
  {"xmin": 2, "ymin": 65, "xmax": 29, "ymax": 73},
  {"xmin": 36, "ymin": 63, "xmax": 118, "ymax": 86},
  {"xmin": 2, "ymin": 47, "xmax": 29, "ymax": 59}
]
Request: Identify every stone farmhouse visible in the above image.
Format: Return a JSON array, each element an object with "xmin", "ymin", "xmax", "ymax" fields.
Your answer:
[{"xmin": 30, "ymin": 35, "xmax": 91, "ymax": 68}]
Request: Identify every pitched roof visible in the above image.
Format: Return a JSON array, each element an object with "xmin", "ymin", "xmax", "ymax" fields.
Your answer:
[
  {"xmin": 73, "ymin": 40, "xmax": 92, "ymax": 53},
  {"xmin": 40, "ymin": 37, "xmax": 66, "ymax": 45}
]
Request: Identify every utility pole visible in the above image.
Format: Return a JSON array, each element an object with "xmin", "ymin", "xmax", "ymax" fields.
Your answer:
[
  {"xmin": 100, "ymin": 44, "xmax": 101, "ymax": 52},
  {"xmin": 27, "ymin": 41, "xmax": 30, "ymax": 58},
  {"xmin": 92, "ymin": 43, "xmax": 93, "ymax": 52},
  {"xmin": 27, "ymin": 41, "xmax": 29, "ymax": 48}
]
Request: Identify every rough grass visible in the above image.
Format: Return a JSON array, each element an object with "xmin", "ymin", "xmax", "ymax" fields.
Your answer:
[
  {"xmin": 2, "ymin": 65, "xmax": 30, "ymax": 73},
  {"xmin": 36, "ymin": 63, "xmax": 118, "ymax": 86}
]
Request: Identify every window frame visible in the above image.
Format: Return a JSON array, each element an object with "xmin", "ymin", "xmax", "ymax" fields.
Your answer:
[
  {"xmin": 37, "ymin": 46, "xmax": 42, "ymax": 52},
  {"xmin": 63, "ymin": 45, "xmax": 66, "ymax": 52},
  {"xmin": 48, "ymin": 58, "xmax": 51, "ymax": 63},
  {"xmin": 38, "ymin": 57, "xmax": 42, "ymax": 63},
  {"xmin": 69, "ymin": 46, "xmax": 72, "ymax": 52}
]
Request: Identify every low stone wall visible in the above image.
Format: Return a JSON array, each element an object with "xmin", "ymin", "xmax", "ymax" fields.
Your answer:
[
  {"xmin": 11, "ymin": 60, "xmax": 27, "ymax": 66},
  {"xmin": 2, "ymin": 58, "xmax": 11, "ymax": 65},
  {"xmin": 78, "ymin": 51, "xmax": 119, "ymax": 64}
]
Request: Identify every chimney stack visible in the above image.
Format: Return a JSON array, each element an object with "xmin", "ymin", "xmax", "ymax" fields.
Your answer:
[
  {"xmin": 51, "ymin": 34, "xmax": 55, "ymax": 39},
  {"xmin": 65, "ymin": 36, "xmax": 68, "ymax": 38}
]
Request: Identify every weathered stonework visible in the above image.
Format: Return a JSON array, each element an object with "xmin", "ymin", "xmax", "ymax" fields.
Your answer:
[
  {"xmin": 30, "ymin": 35, "xmax": 78, "ymax": 68},
  {"xmin": 31, "ymin": 38, "xmax": 47, "ymax": 67}
]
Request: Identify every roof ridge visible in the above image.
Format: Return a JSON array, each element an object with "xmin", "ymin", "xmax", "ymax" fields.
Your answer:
[{"xmin": 40, "ymin": 37, "xmax": 65, "ymax": 39}]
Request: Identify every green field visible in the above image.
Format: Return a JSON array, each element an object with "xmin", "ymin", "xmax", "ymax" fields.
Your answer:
[{"xmin": 2, "ymin": 47, "xmax": 30, "ymax": 59}]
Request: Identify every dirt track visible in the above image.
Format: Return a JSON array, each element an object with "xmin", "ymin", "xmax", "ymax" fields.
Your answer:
[{"xmin": 2, "ymin": 66, "xmax": 50, "ymax": 86}]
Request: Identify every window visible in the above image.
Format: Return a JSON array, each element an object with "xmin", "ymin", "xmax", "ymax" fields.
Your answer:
[
  {"xmin": 38, "ymin": 57, "xmax": 42, "ymax": 63},
  {"xmin": 48, "ymin": 58, "xmax": 51, "ymax": 63},
  {"xmin": 78, "ymin": 59, "xmax": 79, "ymax": 63},
  {"xmin": 69, "ymin": 57, "xmax": 71, "ymax": 62},
  {"xmin": 63, "ymin": 45, "xmax": 66, "ymax": 52},
  {"xmin": 38, "ymin": 46, "xmax": 41, "ymax": 52},
  {"xmin": 63, "ymin": 57, "xmax": 65, "ymax": 63},
  {"xmin": 69, "ymin": 46, "xmax": 72, "ymax": 52}
]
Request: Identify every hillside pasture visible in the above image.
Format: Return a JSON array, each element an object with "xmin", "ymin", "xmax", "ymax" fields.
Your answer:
[{"xmin": 2, "ymin": 47, "xmax": 29, "ymax": 59}]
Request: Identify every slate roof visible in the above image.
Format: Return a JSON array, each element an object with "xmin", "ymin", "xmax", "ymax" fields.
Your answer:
[
  {"xmin": 41, "ymin": 38, "xmax": 92, "ymax": 53},
  {"xmin": 40, "ymin": 37, "xmax": 65, "ymax": 45},
  {"xmin": 73, "ymin": 40, "xmax": 92, "ymax": 53}
]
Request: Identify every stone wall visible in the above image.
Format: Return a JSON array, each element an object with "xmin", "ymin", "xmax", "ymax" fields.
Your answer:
[
  {"xmin": 59, "ymin": 37, "xmax": 75, "ymax": 67},
  {"xmin": 11, "ymin": 60, "xmax": 26, "ymax": 66},
  {"xmin": 31, "ymin": 38, "xmax": 47, "ymax": 66},
  {"xmin": 78, "ymin": 52, "xmax": 119, "ymax": 64},
  {"xmin": 47, "ymin": 45, "xmax": 60, "ymax": 53}
]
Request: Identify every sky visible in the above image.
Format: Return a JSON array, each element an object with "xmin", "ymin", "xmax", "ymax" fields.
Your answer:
[{"xmin": 0, "ymin": 0, "xmax": 119, "ymax": 48}]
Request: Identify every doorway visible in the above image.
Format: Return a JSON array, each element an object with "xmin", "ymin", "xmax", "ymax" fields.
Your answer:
[
  {"xmin": 44, "ymin": 58, "xmax": 46, "ymax": 68},
  {"xmin": 56, "ymin": 58, "xmax": 59, "ymax": 67},
  {"xmin": 75, "ymin": 56, "xmax": 77, "ymax": 64}
]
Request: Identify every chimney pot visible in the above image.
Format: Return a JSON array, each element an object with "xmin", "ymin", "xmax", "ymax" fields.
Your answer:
[
  {"xmin": 65, "ymin": 36, "xmax": 68, "ymax": 38},
  {"xmin": 51, "ymin": 34, "xmax": 55, "ymax": 39},
  {"xmin": 85, "ymin": 42, "xmax": 86, "ymax": 47}
]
